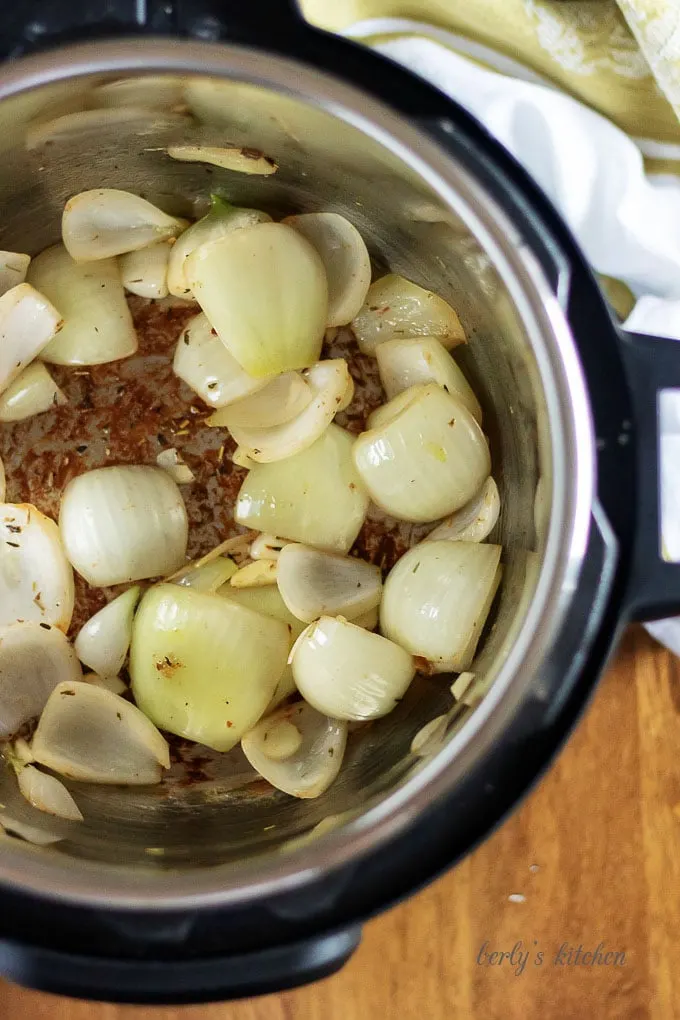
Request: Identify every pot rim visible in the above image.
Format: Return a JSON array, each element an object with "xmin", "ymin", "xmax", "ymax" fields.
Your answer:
[{"xmin": 0, "ymin": 37, "xmax": 595, "ymax": 910}]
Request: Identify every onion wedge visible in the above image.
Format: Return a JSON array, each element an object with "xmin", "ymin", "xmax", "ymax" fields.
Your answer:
[
  {"xmin": 59, "ymin": 465, "xmax": 188, "ymax": 586},
  {"xmin": 167, "ymin": 144, "xmax": 277, "ymax": 175},
  {"xmin": 18, "ymin": 766, "xmax": 83, "ymax": 821},
  {"xmin": 173, "ymin": 311, "xmax": 269, "ymax": 408},
  {"xmin": 250, "ymin": 534, "xmax": 287, "ymax": 561},
  {"xmin": 283, "ymin": 213, "xmax": 371, "ymax": 327},
  {"xmin": 74, "ymin": 586, "xmax": 141, "ymax": 678},
  {"xmin": 0, "ymin": 361, "xmax": 67, "ymax": 422},
  {"xmin": 426, "ymin": 477, "xmax": 500, "ymax": 544},
  {"xmin": 380, "ymin": 541, "xmax": 502, "ymax": 672},
  {"xmin": 291, "ymin": 616, "xmax": 415, "ymax": 721},
  {"xmin": 0, "ymin": 503, "xmax": 74, "ymax": 631},
  {"xmin": 352, "ymin": 274, "xmax": 465, "ymax": 355},
  {"xmin": 62, "ymin": 188, "xmax": 185, "ymax": 261},
  {"xmin": 235, "ymin": 424, "xmax": 369, "ymax": 553},
  {"xmin": 229, "ymin": 559, "xmax": 278, "ymax": 588},
  {"xmin": 0, "ymin": 622, "xmax": 81, "ymax": 739},
  {"xmin": 32, "ymin": 681, "xmax": 170, "ymax": 786},
  {"xmin": 167, "ymin": 196, "xmax": 271, "ymax": 299},
  {"xmin": 130, "ymin": 585, "xmax": 290, "ymax": 752},
  {"xmin": 276, "ymin": 544, "xmax": 382, "ymax": 623},
  {"xmin": 353, "ymin": 384, "xmax": 490, "ymax": 523},
  {"xmin": 120, "ymin": 241, "xmax": 171, "ymax": 299},
  {"xmin": 174, "ymin": 555, "xmax": 237, "ymax": 592},
  {"xmin": 0, "ymin": 252, "xmax": 30, "ymax": 297},
  {"xmin": 156, "ymin": 447, "xmax": 194, "ymax": 484},
  {"xmin": 29, "ymin": 244, "xmax": 137, "ymax": 366},
  {"xmin": 376, "ymin": 336, "xmax": 482, "ymax": 422},
  {"xmin": 186, "ymin": 221, "xmax": 328, "ymax": 378},
  {"xmin": 227, "ymin": 360, "xmax": 352, "ymax": 463},
  {"xmin": 83, "ymin": 673, "xmax": 127, "ymax": 696},
  {"xmin": 242, "ymin": 701, "xmax": 347, "ymax": 799},
  {"xmin": 207, "ymin": 372, "xmax": 311, "ymax": 430},
  {"xmin": 0, "ymin": 283, "xmax": 63, "ymax": 395}
]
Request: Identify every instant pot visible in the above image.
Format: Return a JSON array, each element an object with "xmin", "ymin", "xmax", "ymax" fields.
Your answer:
[{"xmin": 0, "ymin": 0, "xmax": 677, "ymax": 1005}]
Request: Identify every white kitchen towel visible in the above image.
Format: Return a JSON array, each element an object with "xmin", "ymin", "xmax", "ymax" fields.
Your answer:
[{"xmin": 345, "ymin": 18, "xmax": 680, "ymax": 649}]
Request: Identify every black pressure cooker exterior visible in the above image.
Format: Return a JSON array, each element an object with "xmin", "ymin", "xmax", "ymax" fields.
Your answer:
[{"xmin": 0, "ymin": 0, "xmax": 677, "ymax": 1004}]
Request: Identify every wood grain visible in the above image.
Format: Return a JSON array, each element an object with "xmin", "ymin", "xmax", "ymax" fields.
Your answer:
[{"xmin": 0, "ymin": 625, "xmax": 675, "ymax": 1020}]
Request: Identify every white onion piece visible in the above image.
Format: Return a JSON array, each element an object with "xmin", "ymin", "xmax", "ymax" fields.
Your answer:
[
  {"xmin": 268, "ymin": 669, "xmax": 297, "ymax": 710},
  {"xmin": 352, "ymin": 274, "xmax": 466, "ymax": 355},
  {"xmin": 186, "ymin": 222, "xmax": 328, "ymax": 378},
  {"xmin": 380, "ymin": 541, "xmax": 502, "ymax": 673},
  {"xmin": 175, "ymin": 555, "xmax": 237, "ymax": 592},
  {"xmin": 167, "ymin": 144, "xmax": 277, "ymax": 175},
  {"xmin": 0, "ymin": 283, "xmax": 62, "ymax": 394},
  {"xmin": 451, "ymin": 671, "xmax": 475, "ymax": 701},
  {"xmin": 366, "ymin": 386, "xmax": 416, "ymax": 432},
  {"xmin": 0, "ymin": 361, "xmax": 66, "ymax": 422},
  {"xmin": 217, "ymin": 584, "xmax": 305, "ymax": 712},
  {"xmin": 0, "ymin": 503, "xmax": 74, "ymax": 630},
  {"xmin": 29, "ymin": 244, "xmax": 137, "ymax": 366},
  {"xmin": 0, "ymin": 456, "xmax": 4, "ymax": 502},
  {"xmin": 62, "ymin": 189, "xmax": 185, "ymax": 261},
  {"xmin": 13, "ymin": 738, "xmax": 35, "ymax": 765},
  {"xmin": 353, "ymin": 384, "xmax": 491, "ymax": 523},
  {"xmin": 354, "ymin": 605, "xmax": 379, "ymax": 631},
  {"xmin": 375, "ymin": 337, "xmax": 482, "ymax": 422},
  {"xmin": 338, "ymin": 372, "xmax": 355, "ymax": 412},
  {"xmin": 242, "ymin": 701, "xmax": 347, "ymax": 798},
  {"xmin": 228, "ymin": 360, "xmax": 352, "ymax": 463},
  {"xmin": 84, "ymin": 673, "xmax": 127, "ymax": 695},
  {"xmin": 233, "ymin": 447, "xmax": 257, "ymax": 469},
  {"xmin": 410, "ymin": 715, "xmax": 448, "ymax": 757},
  {"xmin": 0, "ymin": 252, "xmax": 30, "ymax": 297},
  {"xmin": 208, "ymin": 372, "xmax": 311, "ymax": 430},
  {"xmin": 89, "ymin": 76, "xmax": 185, "ymax": 111},
  {"xmin": 164, "ymin": 533, "xmax": 252, "ymax": 584},
  {"xmin": 59, "ymin": 465, "xmax": 188, "ymax": 586},
  {"xmin": 235, "ymin": 424, "xmax": 369, "ymax": 553},
  {"xmin": 255, "ymin": 717, "xmax": 303, "ymax": 760},
  {"xmin": 218, "ymin": 583, "xmax": 305, "ymax": 640},
  {"xmin": 426, "ymin": 478, "xmax": 500, "ymax": 544},
  {"xmin": 168, "ymin": 197, "xmax": 271, "ymax": 299},
  {"xmin": 283, "ymin": 213, "xmax": 371, "ymax": 327},
  {"xmin": 74, "ymin": 586, "xmax": 141, "ymax": 677},
  {"xmin": 277, "ymin": 544, "xmax": 382, "ymax": 624},
  {"xmin": 18, "ymin": 765, "xmax": 83, "ymax": 821},
  {"xmin": 292, "ymin": 617, "xmax": 414, "ymax": 721},
  {"xmin": 229, "ymin": 559, "xmax": 278, "ymax": 588},
  {"xmin": 120, "ymin": 241, "xmax": 170, "ymax": 299},
  {"xmin": 250, "ymin": 534, "xmax": 287, "ymax": 561},
  {"xmin": 130, "ymin": 584, "xmax": 289, "ymax": 751},
  {"xmin": 155, "ymin": 447, "xmax": 194, "ymax": 484},
  {"xmin": 32, "ymin": 681, "xmax": 170, "ymax": 785},
  {"xmin": 0, "ymin": 623, "xmax": 81, "ymax": 739},
  {"xmin": 173, "ymin": 312, "xmax": 269, "ymax": 408}
]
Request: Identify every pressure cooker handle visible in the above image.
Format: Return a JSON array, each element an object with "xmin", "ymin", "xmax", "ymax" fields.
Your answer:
[
  {"xmin": 618, "ymin": 329, "xmax": 680, "ymax": 621},
  {"xmin": 0, "ymin": 925, "xmax": 361, "ymax": 1004},
  {"xmin": 0, "ymin": 0, "xmax": 303, "ymax": 56}
]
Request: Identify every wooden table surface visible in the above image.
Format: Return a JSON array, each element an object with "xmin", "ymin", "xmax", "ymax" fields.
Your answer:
[{"xmin": 0, "ymin": 625, "xmax": 675, "ymax": 1019}]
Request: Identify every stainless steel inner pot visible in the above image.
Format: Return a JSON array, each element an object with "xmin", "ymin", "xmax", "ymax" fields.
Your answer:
[{"xmin": 0, "ymin": 40, "xmax": 594, "ymax": 909}]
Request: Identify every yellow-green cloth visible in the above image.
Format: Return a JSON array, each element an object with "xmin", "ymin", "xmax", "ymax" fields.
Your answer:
[{"xmin": 301, "ymin": 0, "xmax": 680, "ymax": 174}]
